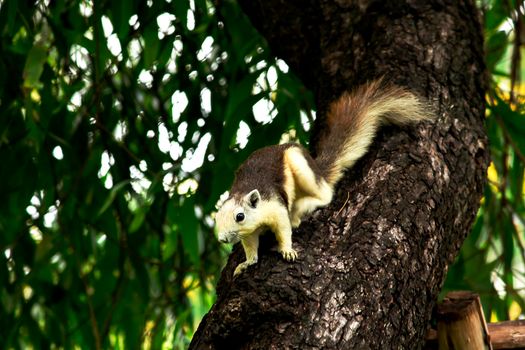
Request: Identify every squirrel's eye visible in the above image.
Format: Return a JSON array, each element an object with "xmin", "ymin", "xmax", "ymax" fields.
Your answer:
[{"xmin": 235, "ymin": 213, "xmax": 245, "ymax": 222}]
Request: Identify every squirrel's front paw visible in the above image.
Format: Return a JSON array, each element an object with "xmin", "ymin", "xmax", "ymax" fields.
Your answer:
[
  {"xmin": 233, "ymin": 263, "xmax": 247, "ymax": 277},
  {"xmin": 280, "ymin": 248, "xmax": 298, "ymax": 261},
  {"xmin": 233, "ymin": 259, "xmax": 257, "ymax": 277}
]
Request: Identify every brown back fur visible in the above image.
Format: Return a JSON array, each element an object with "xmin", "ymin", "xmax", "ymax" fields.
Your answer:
[{"xmin": 230, "ymin": 143, "xmax": 297, "ymax": 206}]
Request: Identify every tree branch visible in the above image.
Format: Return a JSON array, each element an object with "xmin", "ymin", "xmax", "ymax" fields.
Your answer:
[{"xmin": 191, "ymin": 0, "xmax": 489, "ymax": 348}]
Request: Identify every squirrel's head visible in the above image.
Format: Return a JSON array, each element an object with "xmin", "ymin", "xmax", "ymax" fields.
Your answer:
[{"xmin": 215, "ymin": 189, "xmax": 263, "ymax": 244}]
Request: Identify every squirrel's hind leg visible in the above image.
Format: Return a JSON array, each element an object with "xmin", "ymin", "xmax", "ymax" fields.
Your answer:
[
  {"xmin": 290, "ymin": 183, "xmax": 333, "ymax": 227},
  {"xmin": 283, "ymin": 147, "xmax": 334, "ymax": 227}
]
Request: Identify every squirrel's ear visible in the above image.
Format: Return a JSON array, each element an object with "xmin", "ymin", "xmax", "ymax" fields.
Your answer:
[{"xmin": 245, "ymin": 189, "xmax": 260, "ymax": 208}]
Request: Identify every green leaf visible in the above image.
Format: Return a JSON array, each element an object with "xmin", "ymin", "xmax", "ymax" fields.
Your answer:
[
  {"xmin": 0, "ymin": 0, "xmax": 18, "ymax": 34},
  {"xmin": 223, "ymin": 74, "xmax": 258, "ymax": 124},
  {"xmin": 179, "ymin": 198, "xmax": 201, "ymax": 267},
  {"xmin": 485, "ymin": 0, "xmax": 509, "ymax": 32},
  {"xmin": 173, "ymin": 0, "xmax": 190, "ymax": 29},
  {"xmin": 492, "ymin": 96, "xmax": 525, "ymax": 157},
  {"xmin": 462, "ymin": 213, "xmax": 484, "ymax": 256},
  {"xmin": 129, "ymin": 209, "xmax": 146, "ymax": 233},
  {"xmin": 143, "ymin": 23, "xmax": 160, "ymax": 68},
  {"xmin": 111, "ymin": 0, "xmax": 135, "ymax": 42},
  {"xmin": 162, "ymin": 224, "xmax": 178, "ymax": 261},
  {"xmin": 23, "ymin": 43, "xmax": 48, "ymax": 89},
  {"xmin": 97, "ymin": 180, "xmax": 130, "ymax": 217},
  {"xmin": 508, "ymin": 152, "xmax": 524, "ymax": 205},
  {"xmin": 486, "ymin": 31, "xmax": 509, "ymax": 72},
  {"xmin": 167, "ymin": 197, "xmax": 200, "ymax": 266},
  {"xmin": 501, "ymin": 210, "xmax": 516, "ymax": 277}
]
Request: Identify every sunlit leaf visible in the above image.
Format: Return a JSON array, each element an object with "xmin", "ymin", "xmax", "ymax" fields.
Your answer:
[
  {"xmin": 23, "ymin": 43, "xmax": 47, "ymax": 89},
  {"xmin": 485, "ymin": 0, "xmax": 509, "ymax": 32}
]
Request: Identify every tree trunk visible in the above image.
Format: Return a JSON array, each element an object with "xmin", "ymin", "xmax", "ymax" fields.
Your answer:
[{"xmin": 190, "ymin": 0, "xmax": 488, "ymax": 349}]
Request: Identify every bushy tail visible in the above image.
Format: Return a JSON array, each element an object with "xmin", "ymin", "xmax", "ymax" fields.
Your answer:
[{"xmin": 315, "ymin": 79, "xmax": 433, "ymax": 186}]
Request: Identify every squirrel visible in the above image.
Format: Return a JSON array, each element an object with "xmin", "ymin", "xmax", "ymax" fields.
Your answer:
[{"xmin": 215, "ymin": 80, "xmax": 433, "ymax": 276}]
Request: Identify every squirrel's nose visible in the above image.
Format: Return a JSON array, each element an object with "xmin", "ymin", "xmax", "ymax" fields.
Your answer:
[{"xmin": 218, "ymin": 237, "xmax": 228, "ymax": 244}]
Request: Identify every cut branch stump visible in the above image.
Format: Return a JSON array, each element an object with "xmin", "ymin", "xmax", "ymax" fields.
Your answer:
[
  {"xmin": 425, "ymin": 291, "xmax": 525, "ymax": 349},
  {"xmin": 436, "ymin": 291, "xmax": 491, "ymax": 350}
]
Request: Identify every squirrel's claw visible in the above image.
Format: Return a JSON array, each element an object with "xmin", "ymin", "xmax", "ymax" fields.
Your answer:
[{"xmin": 280, "ymin": 248, "xmax": 298, "ymax": 261}]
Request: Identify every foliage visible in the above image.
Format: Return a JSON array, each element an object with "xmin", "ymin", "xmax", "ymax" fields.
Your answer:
[
  {"xmin": 441, "ymin": 0, "xmax": 525, "ymax": 322},
  {"xmin": 0, "ymin": 0, "xmax": 312, "ymax": 348},
  {"xmin": 0, "ymin": 0, "xmax": 523, "ymax": 348}
]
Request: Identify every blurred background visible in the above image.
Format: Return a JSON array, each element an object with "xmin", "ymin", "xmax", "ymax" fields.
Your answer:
[{"xmin": 0, "ymin": 0, "xmax": 523, "ymax": 348}]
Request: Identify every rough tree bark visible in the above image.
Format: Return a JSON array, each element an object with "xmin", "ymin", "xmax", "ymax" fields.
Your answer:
[{"xmin": 191, "ymin": 0, "xmax": 488, "ymax": 349}]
